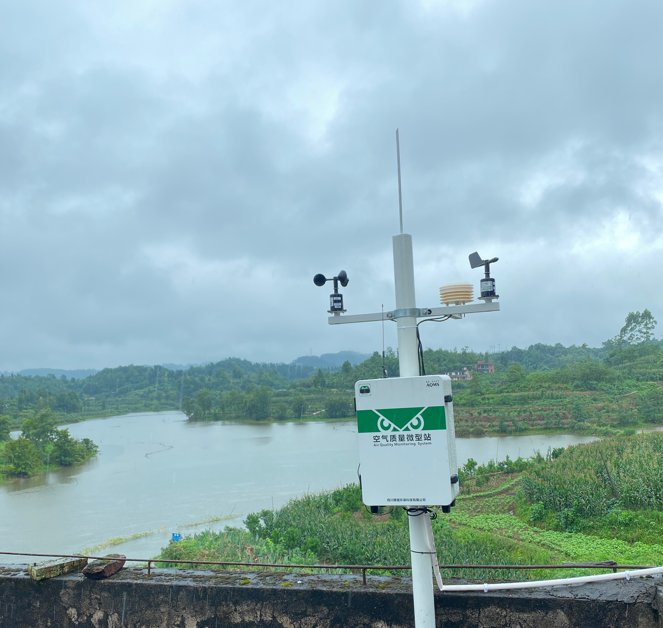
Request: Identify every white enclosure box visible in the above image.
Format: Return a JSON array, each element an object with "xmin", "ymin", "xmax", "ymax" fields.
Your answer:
[{"xmin": 355, "ymin": 375, "xmax": 459, "ymax": 508}]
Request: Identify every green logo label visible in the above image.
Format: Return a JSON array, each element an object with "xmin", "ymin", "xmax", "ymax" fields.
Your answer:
[{"xmin": 357, "ymin": 406, "xmax": 446, "ymax": 433}]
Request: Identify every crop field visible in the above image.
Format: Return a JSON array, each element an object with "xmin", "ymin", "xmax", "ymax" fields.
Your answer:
[{"xmin": 157, "ymin": 433, "xmax": 663, "ymax": 583}]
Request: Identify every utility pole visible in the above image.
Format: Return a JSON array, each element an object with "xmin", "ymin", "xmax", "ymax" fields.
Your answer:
[
  {"xmin": 393, "ymin": 231, "xmax": 436, "ymax": 627},
  {"xmin": 314, "ymin": 131, "xmax": 500, "ymax": 626}
]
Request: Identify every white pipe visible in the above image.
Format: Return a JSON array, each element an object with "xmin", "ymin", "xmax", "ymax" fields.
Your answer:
[
  {"xmin": 424, "ymin": 515, "xmax": 444, "ymax": 592},
  {"xmin": 421, "ymin": 512, "xmax": 663, "ymax": 595},
  {"xmin": 439, "ymin": 566, "xmax": 663, "ymax": 593}
]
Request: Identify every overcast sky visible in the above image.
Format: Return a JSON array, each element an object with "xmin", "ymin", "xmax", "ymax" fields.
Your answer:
[{"xmin": 1, "ymin": 0, "xmax": 662, "ymax": 371}]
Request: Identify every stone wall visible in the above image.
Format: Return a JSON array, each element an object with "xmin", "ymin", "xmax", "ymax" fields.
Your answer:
[{"xmin": 0, "ymin": 565, "xmax": 661, "ymax": 627}]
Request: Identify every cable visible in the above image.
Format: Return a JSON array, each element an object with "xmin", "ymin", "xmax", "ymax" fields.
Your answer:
[
  {"xmin": 415, "ymin": 316, "xmax": 453, "ymax": 375},
  {"xmin": 416, "ymin": 326, "xmax": 425, "ymax": 375}
]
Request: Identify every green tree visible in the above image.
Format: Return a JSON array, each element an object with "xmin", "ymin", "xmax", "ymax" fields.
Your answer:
[
  {"xmin": 52, "ymin": 391, "xmax": 82, "ymax": 413},
  {"xmin": 570, "ymin": 399, "xmax": 588, "ymax": 423},
  {"xmin": 272, "ymin": 403, "xmax": 288, "ymax": 420},
  {"xmin": 324, "ymin": 395, "xmax": 353, "ymax": 419},
  {"xmin": 566, "ymin": 361, "xmax": 616, "ymax": 390},
  {"xmin": 338, "ymin": 360, "xmax": 355, "ymax": 386},
  {"xmin": 468, "ymin": 373, "xmax": 484, "ymax": 396},
  {"xmin": 51, "ymin": 429, "xmax": 80, "ymax": 466},
  {"xmin": 183, "ymin": 389, "xmax": 216, "ymax": 421},
  {"xmin": 3, "ymin": 437, "xmax": 42, "ymax": 476},
  {"xmin": 21, "ymin": 409, "xmax": 57, "ymax": 449},
  {"xmin": 604, "ymin": 310, "xmax": 659, "ymax": 366},
  {"xmin": 291, "ymin": 396, "xmax": 306, "ymax": 419},
  {"xmin": 311, "ymin": 369, "xmax": 327, "ymax": 389},
  {"xmin": 614, "ymin": 309, "xmax": 657, "ymax": 346},
  {"xmin": 0, "ymin": 415, "xmax": 10, "ymax": 441},
  {"xmin": 223, "ymin": 391, "xmax": 247, "ymax": 418},
  {"xmin": 637, "ymin": 387, "xmax": 663, "ymax": 423},
  {"xmin": 245, "ymin": 387, "xmax": 272, "ymax": 420},
  {"xmin": 505, "ymin": 364, "xmax": 525, "ymax": 385}
]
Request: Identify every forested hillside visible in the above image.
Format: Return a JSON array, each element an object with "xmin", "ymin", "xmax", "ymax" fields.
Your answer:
[{"xmin": 0, "ymin": 310, "xmax": 660, "ymax": 436}]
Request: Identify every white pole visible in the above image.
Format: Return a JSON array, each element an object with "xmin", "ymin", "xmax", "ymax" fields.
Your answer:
[
  {"xmin": 396, "ymin": 129, "xmax": 404, "ymax": 235},
  {"xmin": 393, "ymin": 233, "xmax": 436, "ymax": 627}
]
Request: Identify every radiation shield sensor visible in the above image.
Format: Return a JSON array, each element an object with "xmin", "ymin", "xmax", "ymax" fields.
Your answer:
[{"xmin": 355, "ymin": 375, "xmax": 459, "ymax": 508}]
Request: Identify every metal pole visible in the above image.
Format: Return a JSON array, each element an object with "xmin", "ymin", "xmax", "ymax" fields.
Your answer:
[
  {"xmin": 396, "ymin": 129, "xmax": 404, "ymax": 235},
  {"xmin": 393, "ymin": 233, "xmax": 436, "ymax": 627}
]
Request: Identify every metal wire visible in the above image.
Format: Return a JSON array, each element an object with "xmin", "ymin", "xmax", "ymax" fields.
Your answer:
[{"xmin": 0, "ymin": 551, "xmax": 652, "ymax": 585}]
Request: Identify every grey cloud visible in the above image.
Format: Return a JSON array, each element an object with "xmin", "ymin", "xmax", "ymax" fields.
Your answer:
[{"xmin": 0, "ymin": 0, "xmax": 661, "ymax": 369}]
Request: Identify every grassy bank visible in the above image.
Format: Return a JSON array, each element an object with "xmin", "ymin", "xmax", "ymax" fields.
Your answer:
[{"xmin": 156, "ymin": 433, "xmax": 663, "ymax": 581}]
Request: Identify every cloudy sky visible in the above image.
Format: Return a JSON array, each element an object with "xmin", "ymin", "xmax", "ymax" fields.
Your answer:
[{"xmin": 0, "ymin": 0, "xmax": 661, "ymax": 371}]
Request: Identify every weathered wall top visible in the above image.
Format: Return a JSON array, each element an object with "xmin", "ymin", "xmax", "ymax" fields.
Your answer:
[{"xmin": 0, "ymin": 565, "xmax": 661, "ymax": 627}]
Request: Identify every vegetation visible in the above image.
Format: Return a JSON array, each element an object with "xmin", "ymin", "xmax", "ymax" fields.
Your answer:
[
  {"xmin": 0, "ymin": 313, "xmax": 659, "ymax": 432},
  {"xmin": 156, "ymin": 432, "xmax": 663, "ymax": 581},
  {"xmin": 2, "ymin": 309, "xmax": 661, "ymax": 578},
  {"xmin": 519, "ymin": 433, "xmax": 663, "ymax": 539},
  {"xmin": 1, "ymin": 309, "xmax": 662, "ymax": 476},
  {"xmin": 0, "ymin": 408, "xmax": 98, "ymax": 479}
]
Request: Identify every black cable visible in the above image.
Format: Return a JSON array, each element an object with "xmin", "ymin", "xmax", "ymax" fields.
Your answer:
[
  {"xmin": 416, "ymin": 326, "xmax": 425, "ymax": 375},
  {"xmin": 415, "ymin": 316, "xmax": 452, "ymax": 375}
]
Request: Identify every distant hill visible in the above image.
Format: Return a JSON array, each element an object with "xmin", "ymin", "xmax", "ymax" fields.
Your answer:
[
  {"xmin": 18, "ymin": 368, "xmax": 98, "ymax": 380},
  {"xmin": 291, "ymin": 351, "xmax": 370, "ymax": 370}
]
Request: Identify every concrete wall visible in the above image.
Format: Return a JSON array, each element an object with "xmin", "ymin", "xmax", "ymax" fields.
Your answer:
[{"xmin": 1, "ymin": 566, "xmax": 661, "ymax": 627}]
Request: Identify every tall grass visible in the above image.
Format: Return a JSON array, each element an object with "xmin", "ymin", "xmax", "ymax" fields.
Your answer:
[{"xmin": 520, "ymin": 433, "xmax": 663, "ymax": 525}]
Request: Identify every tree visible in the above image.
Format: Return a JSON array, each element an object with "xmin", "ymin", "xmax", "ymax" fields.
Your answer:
[
  {"xmin": 311, "ymin": 369, "xmax": 327, "ymax": 389},
  {"xmin": 338, "ymin": 360, "xmax": 355, "ymax": 387},
  {"xmin": 52, "ymin": 391, "xmax": 82, "ymax": 413},
  {"xmin": 291, "ymin": 396, "xmax": 306, "ymax": 419},
  {"xmin": 51, "ymin": 429, "xmax": 80, "ymax": 466},
  {"xmin": 245, "ymin": 387, "xmax": 271, "ymax": 420},
  {"xmin": 0, "ymin": 415, "xmax": 10, "ymax": 441},
  {"xmin": 21, "ymin": 409, "xmax": 57, "ymax": 449},
  {"xmin": 3, "ymin": 437, "xmax": 42, "ymax": 476},
  {"xmin": 570, "ymin": 399, "xmax": 588, "ymax": 423},
  {"xmin": 468, "ymin": 373, "xmax": 484, "ymax": 396},
  {"xmin": 637, "ymin": 387, "xmax": 663, "ymax": 423},
  {"xmin": 183, "ymin": 389, "xmax": 216, "ymax": 421},
  {"xmin": 223, "ymin": 391, "xmax": 247, "ymax": 418},
  {"xmin": 564, "ymin": 361, "xmax": 615, "ymax": 390},
  {"xmin": 505, "ymin": 364, "xmax": 525, "ymax": 385},
  {"xmin": 324, "ymin": 395, "xmax": 353, "ymax": 419},
  {"xmin": 615, "ymin": 309, "xmax": 657, "ymax": 346},
  {"xmin": 604, "ymin": 310, "xmax": 659, "ymax": 366},
  {"xmin": 272, "ymin": 403, "xmax": 288, "ymax": 420}
]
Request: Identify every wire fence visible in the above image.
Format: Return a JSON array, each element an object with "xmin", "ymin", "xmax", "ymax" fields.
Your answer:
[{"xmin": 0, "ymin": 551, "xmax": 653, "ymax": 586}]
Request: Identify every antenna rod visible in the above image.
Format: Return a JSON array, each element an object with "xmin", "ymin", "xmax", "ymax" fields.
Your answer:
[{"xmin": 396, "ymin": 128, "xmax": 404, "ymax": 234}]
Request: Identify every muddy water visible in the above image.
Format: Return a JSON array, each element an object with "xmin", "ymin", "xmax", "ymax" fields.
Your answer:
[{"xmin": 0, "ymin": 411, "xmax": 596, "ymax": 562}]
